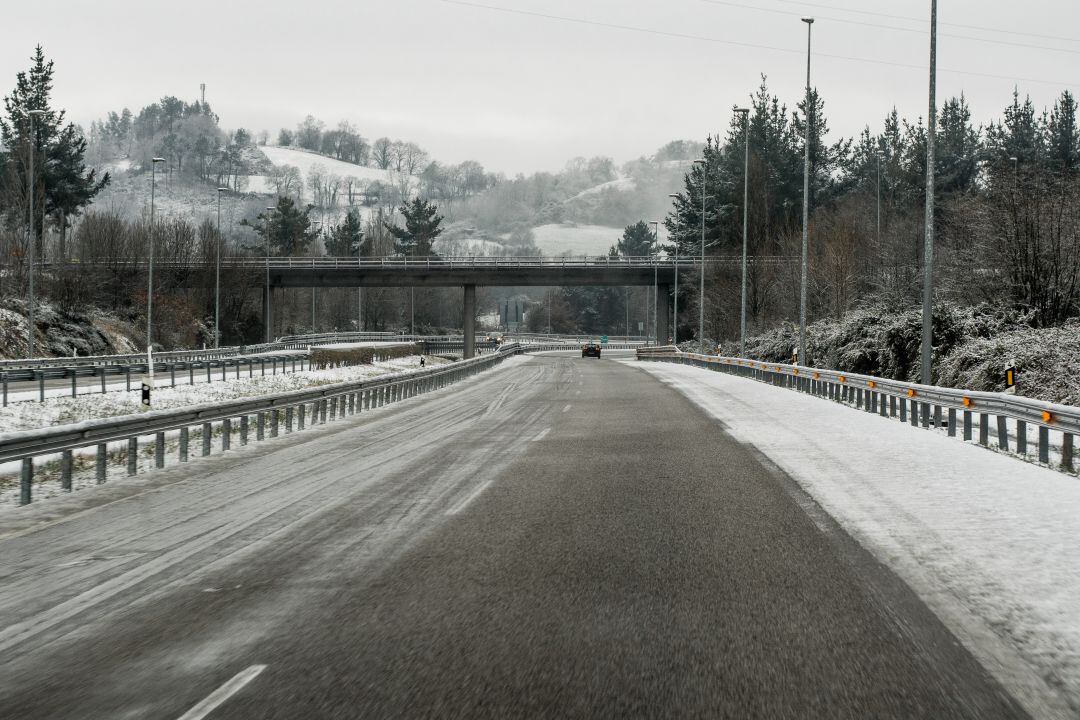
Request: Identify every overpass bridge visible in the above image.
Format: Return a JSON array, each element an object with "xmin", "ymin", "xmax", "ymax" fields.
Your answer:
[{"xmin": 58, "ymin": 255, "xmax": 795, "ymax": 357}]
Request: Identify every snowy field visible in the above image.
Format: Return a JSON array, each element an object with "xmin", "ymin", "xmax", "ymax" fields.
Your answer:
[
  {"xmin": 631, "ymin": 359, "xmax": 1080, "ymax": 718},
  {"xmin": 0, "ymin": 356, "xmax": 430, "ymax": 432},
  {"xmin": 261, "ymin": 145, "xmax": 395, "ymax": 185},
  {"xmin": 531, "ymin": 223, "xmax": 669, "ymax": 256}
]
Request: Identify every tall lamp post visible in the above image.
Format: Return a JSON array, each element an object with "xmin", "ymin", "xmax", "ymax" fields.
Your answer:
[
  {"xmin": 311, "ymin": 221, "xmax": 322, "ymax": 334},
  {"xmin": 25, "ymin": 109, "xmax": 45, "ymax": 359},
  {"xmin": 649, "ymin": 220, "xmax": 659, "ymax": 344},
  {"xmin": 148, "ymin": 157, "xmax": 165, "ymax": 374},
  {"xmin": 215, "ymin": 187, "xmax": 228, "ymax": 348},
  {"xmin": 265, "ymin": 206, "xmax": 276, "ymax": 343},
  {"xmin": 922, "ymin": 0, "xmax": 937, "ymax": 385},
  {"xmin": 735, "ymin": 107, "xmax": 750, "ymax": 357},
  {"xmin": 667, "ymin": 193, "xmax": 680, "ymax": 344},
  {"xmin": 692, "ymin": 158, "xmax": 706, "ymax": 346},
  {"xmin": 799, "ymin": 17, "xmax": 814, "ymax": 367}
]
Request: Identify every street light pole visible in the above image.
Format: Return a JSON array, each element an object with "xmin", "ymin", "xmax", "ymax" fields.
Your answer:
[
  {"xmin": 922, "ymin": 0, "xmax": 937, "ymax": 385},
  {"xmin": 215, "ymin": 187, "xmax": 228, "ymax": 348},
  {"xmin": 668, "ymin": 193, "xmax": 680, "ymax": 344},
  {"xmin": 26, "ymin": 109, "xmax": 45, "ymax": 359},
  {"xmin": 265, "ymin": 206, "xmax": 276, "ymax": 343},
  {"xmin": 736, "ymin": 107, "xmax": 750, "ymax": 357},
  {"xmin": 649, "ymin": 220, "xmax": 659, "ymax": 343},
  {"xmin": 800, "ymin": 17, "xmax": 814, "ymax": 367},
  {"xmin": 693, "ymin": 158, "xmax": 706, "ymax": 346},
  {"xmin": 876, "ymin": 153, "xmax": 882, "ymax": 251},
  {"xmin": 148, "ymin": 157, "xmax": 165, "ymax": 374}
]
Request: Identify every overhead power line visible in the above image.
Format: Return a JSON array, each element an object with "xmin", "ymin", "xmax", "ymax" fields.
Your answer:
[
  {"xmin": 702, "ymin": 0, "xmax": 1080, "ymax": 56},
  {"xmin": 439, "ymin": 0, "xmax": 1079, "ymax": 89},
  {"xmin": 775, "ymin": 0, "xmax": 1080, "ymax": 46}
]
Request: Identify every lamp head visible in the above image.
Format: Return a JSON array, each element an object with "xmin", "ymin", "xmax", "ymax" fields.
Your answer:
[
  {"xmin": 668, "ymin": 193, "xmax": 679, "ymax": 199},
  {"xmin": 27, "ymin": 109, "xmax": 45, "ymax": 117},
  {"xmin": 802, "ymin": 17, "xmax": 814, "ymax": 24},
  {"xmin": 217, "ymin": 187, "xmax": 229, "ymax": 192},
  {"xmin": 692, "ymin": 159, "xmax": 705, "ymax": 165},
  {"xmin": 152, "ymin": 157, "xmax": 165, "ymax": 163},
  {"xmin": 735, "ymin": 107, "xmax": 749, "ymax": 114}
]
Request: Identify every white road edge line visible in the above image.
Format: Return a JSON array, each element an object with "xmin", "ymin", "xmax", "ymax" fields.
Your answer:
[
  {"xmin": 532, "ymin": 427, "xmax": 551, "ymax": 442},
  {"xmin": 177, "ymin": 664, "xmax": 267, "ymax": 720},
  {"xmin": 447, "ymin": 480, "xmax": 493, "ymax": 516}
]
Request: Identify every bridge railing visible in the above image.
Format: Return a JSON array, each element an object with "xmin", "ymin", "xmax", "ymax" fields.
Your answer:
[
  {"xmin": 2, "ymin": 345, "xmax": 525, "ymax": 506},
  {"xmin": 637, "ymin": 347, "xmax": 1078, "ymax": 474},
  {"xmin": 47, "ymin": 255, "xmax": 797, "ymax": 270}
]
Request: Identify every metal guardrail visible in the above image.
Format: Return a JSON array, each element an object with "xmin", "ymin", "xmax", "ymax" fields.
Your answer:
[
  {"xmin": 637, "ymin": 347, "xmax": 1078, "ymax": 474},
  {"xmin": 2, "ymin": 344, "xmax": 527, "ymax": 505},
  {"xmin": 0, "ymin": 341, "xmax": 313, "ymax": 371},
  {"xmin": 1, "ymin": 352, "xmax": 311, "ymax": 405}
]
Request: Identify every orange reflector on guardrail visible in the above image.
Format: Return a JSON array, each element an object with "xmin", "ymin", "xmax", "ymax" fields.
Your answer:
[
  {"xmin": 793, "ymin": 369, "xmax": 799, "ymax": 376},
  {"xmin": 867, "ymin": 380, "xmax": 876, "ymax": 389},
  {"xmin": 1043, "ymin": 410, "xmax": 1054, "ymax": 423},
  {"xmin": 963, "ymin": 397, "xmax": 973, "ymax": 408},
  {"xmin": 813, "ymin": 372, "xmax": 820, "ymax": 379},
  {"xmin": 839, "ymin": 376, "xmax": 846, "ymax": 383},
  {"xmin": 907, "ymin": 389, "xmax": 917, "ymax": 397}
]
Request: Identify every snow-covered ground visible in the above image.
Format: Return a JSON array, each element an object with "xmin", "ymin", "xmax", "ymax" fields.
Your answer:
[
  {"xmin": 531, "ymin": 223, "xmax": 669, "ymax": 256},
  {"xmin": 631, "ymin": 359, "xmax": 1080, "ymax": 718},
  {"xmin": 260, "ymin": 145, "xmax": 396, "ymax": 185},
  {"xmin": 0, "ymin": 356, "xmax": 430, "ymax": 432}
]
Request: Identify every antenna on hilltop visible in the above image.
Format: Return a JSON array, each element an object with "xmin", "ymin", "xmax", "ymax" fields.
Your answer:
[{"xmin": 200, "ymin": 83, "xmax": 206, "ymax": 104}]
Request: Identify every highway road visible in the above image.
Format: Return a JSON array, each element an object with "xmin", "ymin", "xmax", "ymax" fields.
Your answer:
[{"xmin": 0, "ymin": 350, "xmax": 1027, "ymax": 718}]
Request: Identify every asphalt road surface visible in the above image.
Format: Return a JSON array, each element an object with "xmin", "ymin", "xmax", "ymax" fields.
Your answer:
[{"xmin": 0, "ymin": 350, "xmax": 1027, "ymax": 719}]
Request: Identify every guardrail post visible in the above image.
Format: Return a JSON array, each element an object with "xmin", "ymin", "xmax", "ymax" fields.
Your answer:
[
  {"xmin": 96, "ymin": 443, "xmax": 107, "ymax": 482},
  {"xmin": 1038, "ymin": 426, "xmax": 1050, "ymax": 465},
  {"xmin": 285, "ymin": 407, "xmax": 294, "ymax": 432},
  {"xmin": 99, "ymin": 367, "xmax": 106, "ymax": 395},
  {"xmin": 189, "ymin": 364, "xmax": 195, "ymax": 385},
  {"xmin": 899, "ymin": 398, "xmax": 907, "ymax": 422},
  {"xmin": 202, "ymin": 423, "xmax": 212, "ymax": 456},
  {"xmin": 909, "ymin": 399, "xmax": 919, "ymax": 426},
  {"xmin": 20, "ymin": 458, "xmax": 33, "ymax": 504},
  {"xmin": 979, "ymin": 413, "xmax": 989, "ymax": 445},
  {"xmin": 61, "ymin": 450, "xmax": 73, "ymax": 491},
  {"xmin": 261, "ymin": 359, "xmax": 266, "ymax": 376},
  {"xmin": 996, "ymin": 415, "xmax": 1009, "ymax": 450},
  {"xmin": 248, "ymin": 360, "xmax": 253, "ymax": 378},
  {"xmin": 180, "ymin": 427, "xmax": 189, "ymax": 461},
  {"xmin": 126, "ymin": 366, "xmax": 131, "ymax": 392},
  {"xmin": 1063, "ymin": 433, "xmax": 1074, "ymax": 472},
  {"xmin": 298, "ymin": 404, "xmax": 306, "ymax": 430},
  {"xmin": 70, "ymin": 370, "xmax": 77, "ymax": 398},
  {"xmin": 127, "ymin": 437, "xmax": 138, "ymax": 475},
  {"xmin": 933, "ymin": 405, "xmax": 942, "ymax": 430},
  {"xmin": 1016, "ymin": 420, "xmax": 1027, "ymax": 455},
  {"xmin": 947, "ymin": 408, "xmax": 957, "ymax": 437},
  {"xmin": 239, "ymin": 416, "xmax": 249, "ymax": 445},
  {"xmin": 257, "ymin": 412, "xmax": 265, "ymax": 440},
  {"xmin": 348, "ymin": 393, "xmax": 355, "ymax": 414},
  {"xmin": 330, "ymin": 397, "xmax": 337, "ymax": 421},
  {"xmin": 2, "ymin": 372, "xmax": 7, "ymax": 406},
  {"xmin": 155, "ymin": 432, "xmax": 165, "ymax": 468},
  {"xmin": 271, "ymin": 409, "xmax": 280, "ymax": 437},
  {"xmin": 38, "ymin": 371, "xmax": 45, "ymax": 402},
  {"xmin": 170, "ymin": 365, "xmax": 176, "ymax": 387},
  {"xmin": 206, "ymin": 362, "xmax": 212, "ymax": 384},
  {"xmin": 222, "ymin": 419, "xmax": 232, "ymax": 451},
  {"xmin": 963, "ymin": 410, "xmax": 972, "ymax": 441}
]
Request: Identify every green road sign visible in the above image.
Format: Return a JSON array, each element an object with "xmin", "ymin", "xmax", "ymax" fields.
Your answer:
[{"xmin": 600, "ymin": 336, "xmax": 609, "ymax": 344}]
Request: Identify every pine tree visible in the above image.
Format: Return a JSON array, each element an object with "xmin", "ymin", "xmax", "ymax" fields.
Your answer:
[
  {"xmin": 386, "ymin": 198, "xmax": 443, "ymax": 256},
  {"xmin": 616, "ymin": 221, "xmax": 657, "ymax": 256},
  {"xmin": 0, "ymin": 45, "xmax": 109, "ymax": 244},
  {"xmin": 325, "ymin": 210, "xmax": 365, "ymax": 256},
  {"xmin": 240, "ymin": 196, "xmax": 318, "ymax": 256}
]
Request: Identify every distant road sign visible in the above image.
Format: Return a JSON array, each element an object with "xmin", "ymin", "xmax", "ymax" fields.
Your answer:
[{"xmin": 600, "ymin": 336, "xmax": 609, "ymax": 344}]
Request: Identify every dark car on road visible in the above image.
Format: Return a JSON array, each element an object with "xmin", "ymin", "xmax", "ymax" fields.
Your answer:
[{"xmin": 581, "ymin": 342, "xmax": 602, "ymax": 358}]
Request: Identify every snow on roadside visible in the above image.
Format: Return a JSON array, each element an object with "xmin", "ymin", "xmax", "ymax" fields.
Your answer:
[
  {"xmin": 0, "ymin": 356, "xmax": 431, "ymax": 432},
  {"xmin": 631, "ymin": 359, "xmax": 1080, "ymax": 717}
]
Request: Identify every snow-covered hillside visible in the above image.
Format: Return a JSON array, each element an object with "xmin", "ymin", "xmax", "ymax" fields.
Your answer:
[
  {"xmin": 260, "ymin": 145, "xmax": 393, "ymax": 185},
  {"xmin": 531, "ymin": 223, "xmax": 669, "ymax": 257}
]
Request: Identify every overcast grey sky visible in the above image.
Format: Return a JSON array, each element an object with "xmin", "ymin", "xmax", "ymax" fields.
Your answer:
[{"xmin": 4, "ymin": 0, "xmax": 1078, "ymax": 174}]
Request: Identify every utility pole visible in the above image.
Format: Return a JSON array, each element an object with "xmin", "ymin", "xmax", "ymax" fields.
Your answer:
[
  {"xmin": 215, "ymin": 187, "xmax": 228, "ymax": 348},
  {"xmin": 148, "ymin": 157, "xmax": 165, "ymax": 377},
  {"xmin": 693, "ymin": 158, "xmax": 707, "ymax": 346},
  {"xmin": 649, "ymin": 220, "xmax": 659, "ymax": 343},
  {"xmin": 265, "ymin": 206, "xmax": 275, "ymax": 343},
  {"xmin": 26, "ymin": 110, "xmax": 44, "ymax": 359},
  {"xmin": 922, "ymin": 0, "xmax": 937, "ymax": 385},
  {"xmin": 668, "ymin": 193, "xmax": 680, "ymax": 344},
  {"xmin": 799, "ymin": 17, "xmax": 814, "ymax": 367},
  {"xmin": 736, "ymin": 107, "xmax": 750, "ymax": 357}
]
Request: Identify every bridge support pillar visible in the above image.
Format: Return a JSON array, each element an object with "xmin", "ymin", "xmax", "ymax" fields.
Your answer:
[
  {"xmin": 656, "ymin": 284, "xmax": 670, "ymax": 345},
  {"xmin": 463, "ymin": 284, "xmax": 476, "ymax": 359}
]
